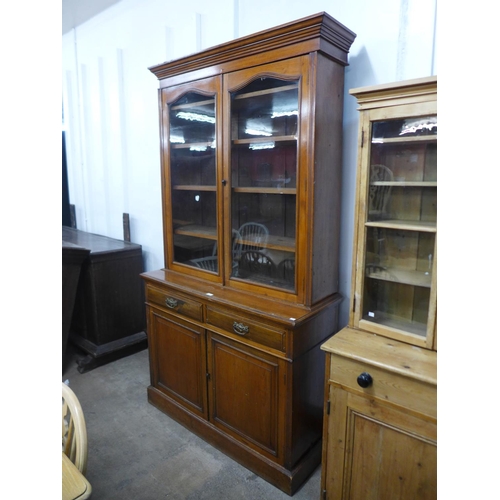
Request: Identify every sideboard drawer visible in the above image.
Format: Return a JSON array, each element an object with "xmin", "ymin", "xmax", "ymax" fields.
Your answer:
[
  {"xmin": 206, "ymin": 307, "xmax": 284, "ymax": 352},
  {"xmin": 329, "ymin": 354, "xmax": 436, "ymax": 419},
  {"xmin": 147, "ymin": 286, "xmax": 203, "ymax": 322}
]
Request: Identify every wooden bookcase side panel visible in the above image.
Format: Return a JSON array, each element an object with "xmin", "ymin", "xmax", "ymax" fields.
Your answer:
[{"xmin": 310, "ymin": 53, "xmax": 346, "ymax": 304}]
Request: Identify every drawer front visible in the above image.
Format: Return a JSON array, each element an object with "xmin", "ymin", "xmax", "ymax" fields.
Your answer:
[
  {"xmin": 329, "ymin": 354, "xmax": 436, "ymax": 419},
  {"xmin": 147, "ymin": 286, "xmax": 203, "ymax": 322},
  {"xmin": 206, "ymin": 307, "xmax": 284, "ymax": 351}
]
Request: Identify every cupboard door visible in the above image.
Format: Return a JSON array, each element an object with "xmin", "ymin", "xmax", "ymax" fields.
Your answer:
[
  {"xmin": 207, "ymin": 332, "xmax": 286, "ymax": 462},
  {"xmin": 223, "ymin": 57, "xmax": 309, "ymax": 296},
  {"xmin": 162, "ymin": 76, "xmax": 223, "ymax": 278},
  {"xmin": 148, "ymin": 308, "xmax": 208, "ymax": 418},
  {"xmin": 323, "ymin": 384, "xmax": 436, "ymax": 500}
]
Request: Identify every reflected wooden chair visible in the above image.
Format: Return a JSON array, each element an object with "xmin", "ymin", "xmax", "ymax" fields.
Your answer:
[
  {"xmin": 277, "ymin": 258, "xmax": 295, "ymax": 285},
  {"xmin": 239, "ymin": 250, "xmax": 276, "ymax": 278},
  {"xmin": 191, "ymin": 256, "xmax": 218, "ymax": 271},
  {"xmin": 237, "ymin": 223, "xmax": 269, "ymax": 253},
  {"xmin": 62, "ymin": 382, "xmax": 89, "ymax": 475},
  {"xmin": 368, "ymin": 164, "xmax": 393, "ymax": 220}
]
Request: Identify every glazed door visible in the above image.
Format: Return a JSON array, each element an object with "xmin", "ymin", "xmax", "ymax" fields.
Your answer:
[
  {"xmin": 223, "ymin": 57, "xmax": 309, "ymax": 298},
  {"xmin": 148, "ymin": 308, "xmax": 208, "ymax": 419},
  {"xmin": 353, "ymin": 105, "xmax": 437, "ymax": 348},
  {"xmin": 207, "ymin": 332, "xmax": 286, "ymax": 463},
  {"xmin": 162, "ymin": 76, "xmax": 223, "ymax": 281}
]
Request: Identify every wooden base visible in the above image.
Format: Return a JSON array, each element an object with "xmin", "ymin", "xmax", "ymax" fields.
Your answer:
[
  {"xmin": 71, "ymin": 331, "xmax": 148, "ymax": 373},
  {"xmin": 147, "ymin": 385, "xmax": 321, "ymax": 496}
]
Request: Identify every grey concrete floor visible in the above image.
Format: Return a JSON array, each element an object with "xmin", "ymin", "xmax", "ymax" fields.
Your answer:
[{"xmin": 62, "ymin": 346, "xmax": 321, "ymax": 500}]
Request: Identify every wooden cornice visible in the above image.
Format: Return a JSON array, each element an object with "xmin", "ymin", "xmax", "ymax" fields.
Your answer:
[
  {"xmin": 350, "ymin": 76, "xmax": 437, "ymax": 110},
  {"xmin": 149, "ymin": 12, "xmax": 356, "ymax": 80}
]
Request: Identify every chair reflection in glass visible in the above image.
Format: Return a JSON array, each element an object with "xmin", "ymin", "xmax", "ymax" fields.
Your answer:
[
  {"xmin": 277, "ymin": 258, "xmax": 295, "ymax": 286},
  {"xmin": 236, "ymin": 222, "xmax": 269, "ymax": 252},
  {"xmin": 239, "ymin": 250, "xmax": 276, "ymax": 280},
  {"xmin": 368, "ymin": 164, "xmax": 393, "ymax": 220},
  {"xmin": 191, "ymin": 255, "xmax": 218, "ymax": 271},
  {"xmin": 233, "ymin": 223, "xmax": 269, "ymax": 278}
]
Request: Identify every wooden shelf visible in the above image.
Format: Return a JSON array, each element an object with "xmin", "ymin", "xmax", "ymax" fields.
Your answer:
[
  {"xmin": 232, "ymin": 135, "xmax": 296, "ymax": 145},
  {"xmin": 175, "ymin": 225, "xmax": 217, "ymax": 240},
  {"xmin": 173, "ymin": 185, "xmax": 216, "ymax": 191},
  {"xmin": 370, "ymin": 181, "xmax": 437, "ymax": 187},
  {"xmin": 371, "ymin": 135, "xmax": 437, "ymax": 144},
  {"xmin": 233, "ymin": 187, "xmax": 296, "ymax": 195},
  {"xmin": 171, "ymin": 99, "xmax": 215, "ymax": 110},
  {"xmin": 366, "ymin": 267, "xmax": 432, "ymax": 288},
  {"xmin": 365, "ymin": 219, "xmax": 436, "ymax": 232},
  {"xmin": 174, "ymin": 225, "xmax": 294, "ymax": 252},
  {"xmin": 359, "ymin": 314, "xmax": 427, "ymax": 338},
  {"xmin": 233, "ymin": 84, "xmax": 298, "ymax": 101},
  {"xmin": 171, "ymin": 142, "xmax": 215, "ymax": 149}
]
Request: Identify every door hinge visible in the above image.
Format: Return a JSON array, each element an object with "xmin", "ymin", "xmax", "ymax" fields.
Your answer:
[
  {"xmin": 361, "ymin": 129, "xmax": 364, "ymax": 148},
  {"xmin": 326, "ymin": 400, "xmax": 331, "ymax": 415},
  {"xmin": 322, "ymin": 489, "xmax": 327, "ymax": 500},
  {"xmin": 352, "ymin": 296, "xmax": 356, "ymax": 313},
  {"xmin": 206, "ymin": 372, "xmax": 211, "ymax": 381}
]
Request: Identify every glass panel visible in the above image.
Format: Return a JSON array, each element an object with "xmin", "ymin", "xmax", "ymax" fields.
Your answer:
[
  {"xmin": 169, "ymin": 92, "xmax": 218, "ymax": 271},
  {"xmin": 362, "ymin": 115, "xmax": 437, "ymax": 336},
  {"xmin": 229, "ymin": 77, "xmax": 298, "ymax": 290},
  {"xmin": 363, "ymin": 227, "xmax": 435, "ymax": 336}
]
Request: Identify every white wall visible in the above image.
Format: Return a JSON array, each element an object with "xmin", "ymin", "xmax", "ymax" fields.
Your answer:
[{"xmin": 62, "ymin": 0, "xmax": 437, "ymax": 327}]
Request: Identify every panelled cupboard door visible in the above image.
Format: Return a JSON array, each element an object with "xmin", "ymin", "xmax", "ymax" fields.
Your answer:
[
  {"xmin": 323, "ymin": 384, "xmax": 437, "ymax": 500},
  {"xmin": 148, "ymin": 309, "xmax": 208, "ymax": 419},
  {"xmin": 207, "ymin": 332, "xmax": 287, "ymax": 463},
  {"xmin": 160, "ymin": 76, "xmax": 224, "ymax": 282}
]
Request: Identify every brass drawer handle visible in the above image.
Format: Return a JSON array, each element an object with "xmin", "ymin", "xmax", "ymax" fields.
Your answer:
[
  {"xmin": 165, "ymin": 297, "xmax": 178, "ymax": 309},
  {"xmin": 233, "ymin": 321, "xmax": 249, "ymax": 335}
]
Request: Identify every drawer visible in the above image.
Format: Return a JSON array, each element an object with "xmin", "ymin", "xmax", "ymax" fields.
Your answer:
[
  {"xmin": 329, "ymin": 354, "xmax": 436, "ymax": 419},
  {"xmin": 206, "ymin": 307, "xmax": 284, "ymax": 352},
  {"xmin": 147, "ymin": 286, "xmax": 203, "ymax": 322}
]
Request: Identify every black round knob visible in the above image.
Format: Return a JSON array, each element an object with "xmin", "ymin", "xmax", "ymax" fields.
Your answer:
[
  {"xmin": 222, "ymin": 179, "xmax": 227, "ymax": 186},
  {"xmin": 357, "ymin": 372, "xmax": 373, "ymax": 388}
]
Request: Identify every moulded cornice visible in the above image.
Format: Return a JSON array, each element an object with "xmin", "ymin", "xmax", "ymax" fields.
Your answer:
[
  {"xmin": 350, "ymin": 76, "xmax": 437, "ymax": 110},
  {"xmin": 149, "ymin": 12, "xmax": 356, "ymax": 80}
]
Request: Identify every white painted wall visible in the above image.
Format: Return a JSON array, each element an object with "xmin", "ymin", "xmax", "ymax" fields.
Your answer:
[{"xmin": 62, "ymin": 0, "xmax": 437, "ymax": 327}]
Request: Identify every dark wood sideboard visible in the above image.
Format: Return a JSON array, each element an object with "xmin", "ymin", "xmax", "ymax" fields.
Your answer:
[
  {"xmin": 62, "ymin": 241, "xmax": 90, "ymax": 370},
  {"xmin": 63, "ymin": 227, "xmax": 147, "ymax": 373}
]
